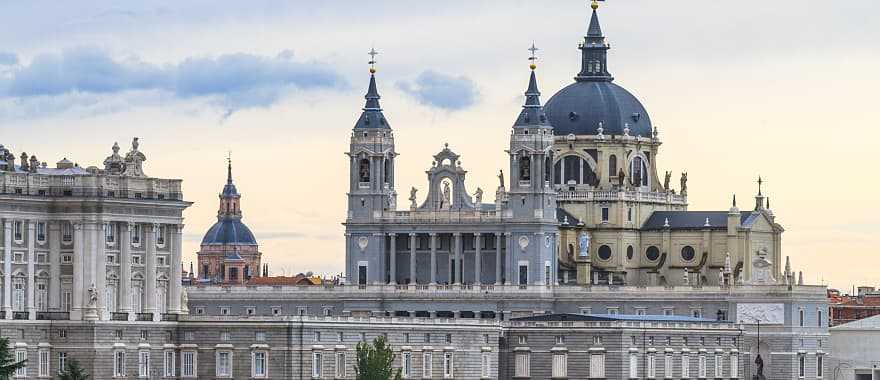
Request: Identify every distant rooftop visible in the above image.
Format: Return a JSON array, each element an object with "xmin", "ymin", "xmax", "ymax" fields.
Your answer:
[{"xmin": 511, "ymin": 313, "xmax": 722, "ymax": 323}]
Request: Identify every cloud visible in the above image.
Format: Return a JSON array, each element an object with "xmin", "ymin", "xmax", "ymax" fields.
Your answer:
[
  {"xmin": 0, "ymin": 47, "xmax": 346, "ymax": 117},
  {"xmin": 397, "ymin": 70, "xmax": 478, "ymax": 111},
  {"xmin": 0, "ymin": 52, "xmax": 18, "ymax": 66}
]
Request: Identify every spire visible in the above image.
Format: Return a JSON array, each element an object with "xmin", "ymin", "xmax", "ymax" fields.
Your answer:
[
  {"xmin": 755, "ymin": 176, "xmax": 766, "ymax": 210},
  {"xmin": 354, "ymin": 47, "xmax": 391, "ymax": 130},
  {"xmin": 577, "ymin": 0, "xmax": 613, "ymax": 82},
  {"xmin": 514, "ymin": 43, "xmax": 550, "ymax": 128},
  {"xmin": 226, "ymin": 152, "xmax": 233, "ymax": 184},
  {"xmin": 732, "ymin": 194, "xmax": 737, "ymax": 208}
]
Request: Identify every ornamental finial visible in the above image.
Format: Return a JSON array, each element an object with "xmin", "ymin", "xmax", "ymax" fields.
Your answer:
[
  {"xmin": 591, "ymin": 0, "xmax": 600, "ymax": 10},
  {"xmin": 528, "ymin": 42, "xmax": 540, "ymax": 70},
  {"xmin": 368, "ymin": 47, "xmax": 379, "ymax": 74}
]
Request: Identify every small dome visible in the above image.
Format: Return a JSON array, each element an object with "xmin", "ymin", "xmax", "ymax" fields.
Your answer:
[
  {"xmin": 201, "ymin": 218, "xmax": 257, "ymax": 246},
  {"xmin": 222, "ymin": 182, "xmax": 239, "ymax": 197},
  {"xmin": 545, "ymin": 81, "xmax": 652, "ymax": 137}
]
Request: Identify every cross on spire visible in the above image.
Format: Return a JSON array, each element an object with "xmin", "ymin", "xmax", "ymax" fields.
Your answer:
[
  {"xmin": 528, "ymin": 42, "xmax": 540, "ymax": 69},
  {"xmin": 757, "ymin": 176, "xmax": 763, "ymax": 196},
  {"xmin": 368, "ymin": 47, "xmax": 379, "ymax": 73}
]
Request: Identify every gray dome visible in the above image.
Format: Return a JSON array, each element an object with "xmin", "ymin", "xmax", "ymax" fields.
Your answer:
[
  {"xmin": 201, "ymin": 217, "xmax": 257, "ymax": 246},
  {"xmin": 545, "ymin": 81, "xmax": 652, "ymax": 137}
]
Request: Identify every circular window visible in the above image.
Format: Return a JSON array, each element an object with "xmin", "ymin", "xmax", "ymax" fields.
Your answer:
[
  {"xmin": 626, "ymin": 245, "xmax": 634, "ymax": 260},
  {"xmin": 681, "ymin": 245, "xmax": 696, "ymax": 261},
  {"xmin": 598, "ymin": 245, "xmax": 612, "ymax": 261},
  {"xmin": 646, "ymin": 246, "xmax": 660, "ymax": 261}
]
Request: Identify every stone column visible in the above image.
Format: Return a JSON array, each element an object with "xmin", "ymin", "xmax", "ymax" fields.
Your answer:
[
  {"xmin": 388, "ymin": 233, "xmax": 397, "ymax": 285},
  {"xmin": 82, "ymin": 222, "xmax": 99, "ymax": 321},
  {"xmin": 495, "ymin": 233, "xmax": 503, "ymax": 285},
  {"xmin": 48, "ymin": 222, "xmax": 61, "ymax": 311},
  {"xmin": 118, "ymin": 222, "xmax": 133, "ymax": 318},
  {"xmin": 474, "ymin": 233, "xmax": 482, "ymax": 285},
  {"xmin": 144, "ymin": 223, "xmax": 158, "ymax": 320},
  {"xmin": 453, "ymin": 233, "xmax": 461, "ymax": 285},
  {"xmin": 3, "ymin": 220, "xmax": 12, "ymax": 319},
  {"xmin": 95, "ymin": 223, "xmax": 107, "ymax": 320},
  {"xmin": 169, "ymin": 224, "xmax": 183, "ymax": 314},
  {"xmin": 429, "ymin": 233, "xmax": 437, "ymax": 285},
  {"xmin": 26, "ymin": 220, "xmax": 35, "ymax": 320},
  {"xmin": 71, "ymin": 222, "xmax": 84, "ymax": 320},
  {"xmin": 409, "ymin": 233, "xmax": 416, "ymax": 285}
]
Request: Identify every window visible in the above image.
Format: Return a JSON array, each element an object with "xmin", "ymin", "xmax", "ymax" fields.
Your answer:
[
  {"xmin": 627, "ymin": 207, "xmax": 633, "ymax": 222},
  {"xmin": 59, "ymin": 329, "xmax": 68, "ymax": 338},
  {"xmin": 13, "ymin": 221, "xmax": 22, "ymax": 241},
  {"xmin": 423, "ymin": 352, "xmax": 433, "ymax": 378},
  {"xmin": 609, "ymin": 155, "xmax": 617, "ymax": 178},
  {"xmin": 138, "ymin": 350, "xmax": 150, "ymax": 378},
  {"xmin": 681, "ymin": 245, "xmax": 696, "ymax": 261},
  {"xmin": 330, "ymin": 352, "xmax": 344, "ymax": 378},
  {"xmin": 517, "ymin": 336, "xmax": 527, "ymax": 345},
  {"xmin": 62, "ymin": 255, "xmax": 72, "ymax": 263},
  {"xmin": 62, "ymin": 223, "xmax": 72, "ymax": 243},
  {"xmin": 314, "ymin": 331, "xmax": 321, "ymax": 342},
  {"xmin": 626, "ymin": 245, "xmax": 634, "ymax": 260},
  {"xmin": 255, "ymin": 331, "xmax": 266, "ymax": 342},
  {"xmin": 608, "ymin": 307, "xmax": 619, "ymax": 315},
  {"xmin": 140, "ymin": 330, "xmax": 149, "ymax": 340},
  {"xmin": 798, "ymin": 354, "xmax": 805, "ymax": 378},
  {"xmin": 219, "ymin": 307, "xmax": 229, "ymax": 316},
  {"xmin": 132, "ymin": 255, "xmax": 142, "ymax": 265},
  {"xmin": 601, "ymin": 207, "xmax": 609, "ymax": 223},
  {"xmin": 164, "ymin": 350, "xmax": 175, "ymax": 377},
  {"xmin": 481, "ymin": 352, "xmax": 492, "ymax": 379},
  {"xmin": 555, "ymin": 335, "xmax": 565, "ymax": 345},
  {"xmin": 818, "ymin": 309, "xmax": 824, "ymax": 327},
  {"xmin": 663, "ymin": 308, "xmax": 674, "ymax": 316},
  {"xmin": 589, "ymin": 354, "xmax": 605, "ymax": 378},
  {"xmin": 220, "ymin": 332, "xmax": 230, "ymax": 341},
  {"xmin": 181, "ymin": 351, "xmax": 196, "ymax": 378},
  {"xmin": 593, "ymin": 336, "xmax": 603, "ymax": 345},
  {"xmin": 184, "ymin": 331, "xmax": 195, "ymax": 341},
  {"xmin": 252, "ymin": 351, "xmax": 267, "ymax": 378},
  {"xmin": 550, "ymin": 352, "xmax": 568, "ymax": 378},
  {"xmin": 598, "ymin": 245, "xmax": 612, "ymax": 261},
  {"xmin": 312, "ymin": 351, "xmax": 322, "ymax": 378},
  {"xmin": 402, "ymin": 352, "xmax": 413, "ymax": 378},
  {"xmin": 443, "ymin": 352, "xmax": 454, "ymax": 378},
  {"xmin": 692, "ymin": 309, "xmax": 702, "ymax": 318},
  {"xmin": 714, "ymin": 354, "xmax": 723, "ymax": 378},
  {"xmin": 817, "ymin": 354, "xmax": 824, "ymax": 378},
  {"xmin": 272, "ymin": 307, "xmax": 281, "ymax": 316},
  {"xmin": 216, "ymin": 351, "xmax": 232, "ymax": 378},
  {"xmin": 114, "ymin": 350, "xmax": 126, "ymax": 377},
  {"xmin": 131, "ymin": 224, "xmax": 141, "ymax": 245},
  {"xmin": 245, "ymin": 307, "xmax": 255, "ymax": 315},
  {"xmin": 58, "ymin": 352, "xmax": 67, "ymax": 375},
  {"xmin": 681, "ymin": 354, "xmax": 690, "ymax": 378},
  {"xmin": 156, "ymin": 225, "xmax": 166, "ymax": 246},
  {"xmin": 647, "ymin": 354, "xmax": 656, "ymax": 379},
  {"xmin": 37, "ymin": 222, "xmax": 46, "ymax": 242},
  {"xmin": 106, "ymin": 224, "xmax": 115, "ymax": 244},
  {"xmin": 799, "ymin": 308, "xmax": 805, "ymax": 327},
  {"xmin": 730, "ymin": 354, "xmax": 739, "ymax": 379},
  {"xmin": 515, "ymin": 352, "xmax": 530, "ymax": 378},
  {"xmin": 664, "ymin": 355, "xmax": 673, "ymax": 379},
  {"xmin": 445, "ymin": 334, "xmax": 452, "ymax": 344},
  {"xmin": 13, "ymin": 349, "xmax": 26, "ymax": 377},
  {"xmin": 632, "ymin": 336, "xmax": 638, "ymax": 345},
  {"xmin": 698, "ymin": 355, "xmax": 707, "ymax": 378},
  {"xmin": 629, "ymin": 353, "xmax": 638, "ymax": 379}
]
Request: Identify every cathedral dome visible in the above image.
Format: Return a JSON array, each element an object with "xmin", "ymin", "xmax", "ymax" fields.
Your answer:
[
  {"xmin": 545, "ymin": 81, "xmax": 652, "ymax": 137},
  {"xmin": 201, "ymin": 217, "xmax": 257, "ymax": 246}
]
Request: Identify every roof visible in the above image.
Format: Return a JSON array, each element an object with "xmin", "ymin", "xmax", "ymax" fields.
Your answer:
[
  {"xmin": 545, "ymin": 81, "xmax": 652, "ymax": 137},
  {"xmin": 223, "ymin": 251, "xmax": 243, "ymax": 261},
  {"xmin": 353, "ymin": 74, "xmax": 391, "ymax": 130},
  {"xmin": 556, "ymin": 207, "xmax": 583, "ymax": 226},
  {"xmin": 201, "ymin": 217, "xmax": 258, "ymax": 246},
  {"xmin": 246, "ymin": 275, "xmax": 321, "ymax": 286},
  {"xmin": 831, "ymin": 314, "xmax": 880, "ymax": 330},
  {"xmin": 641, "ymin": 211, "xmax": 755, "ymax": 231},
  {"xmin": 512, "ymin": 313, "xmax": 721, "ymax": 323}
]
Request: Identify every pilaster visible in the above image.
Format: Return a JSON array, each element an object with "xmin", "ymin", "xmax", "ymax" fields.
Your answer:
[
  {"xmin": 3, "ymin": 220, "xmax": 12, "ymax": 319},
  {"xmin": 71, "ymin": 222, "xmax": 84, "ymax": 320},
  {"xmin": 144, "ymin": 223, "xmax": 158, "ymax": 320},
  {"xmin": 47, "ymin": 221, "xmax": 61, "ymax": 311},
  {"xmin": 169, "ymin": 224, "xmax": 183, "ymax": 314},
  {"xmin": 118, "ymin": 222, "xmax": 133, "ymax": 318},
  {"xmin": 26, "ymin": 220, "xmax": 35, "ymax": 320}
]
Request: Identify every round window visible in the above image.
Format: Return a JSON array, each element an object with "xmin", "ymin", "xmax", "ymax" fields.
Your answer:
[
  {"xmin": 598, "ymin": 245, "xmax": 612, "ymax": 261},
  {"xmin": 646, "ymin": 246, "xmax": 660, "ymax": 261},
  {"xmin": 626, "ymin": 245, "xmax": 634, "ymax": 260},
  {"xmin": 681, "ymin": 245, "xmax": 696, "ymax": 261}
]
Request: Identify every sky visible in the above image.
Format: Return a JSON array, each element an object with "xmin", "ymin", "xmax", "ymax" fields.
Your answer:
[{"xmin": 0, "ymin": 0, "xmax": 878, "ymax": 291}]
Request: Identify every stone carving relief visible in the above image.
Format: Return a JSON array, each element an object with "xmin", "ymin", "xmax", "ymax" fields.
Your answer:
[
  {"xmin": 518, "ymin": 235, "xmax": 530, "ymax": 251},
  {"xmin": 357, "ymin": 236, "xmax": 369, "ymax": 251},
  {"xmin": 736, "ymin": 303, "xmax": 784, "ymax": 324},
  {"xmin": 749, "ymin": 247, "xmax": 775, "ymax": 284}
]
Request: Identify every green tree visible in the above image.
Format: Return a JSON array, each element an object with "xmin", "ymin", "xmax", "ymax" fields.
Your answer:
[
  {"xmin": 0, "ymin": 337, "xmax": 26, "ymax": 380},
  {"xmin": 57, "ymin": 358, "xmax": 90, "ymax": 380},
  {"xmin": 355, "ymin": 335, "xmax": 402, "ymax": 380}
]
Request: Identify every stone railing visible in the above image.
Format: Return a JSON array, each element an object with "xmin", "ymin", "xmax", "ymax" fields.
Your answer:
[
  {"xmin": 557, "ymin": 189, "xmax": 687, "ymax": 205},
  {"xmin": 0, "ymin": 172, "xmax": 184, "ymax": 201},
  {"xmin": 373, "ymin": 210, "xmax": 503, "ymax": 224},
  {"xmin": 508, "ymin": 319, "xmax": 736, "ymax": 330},
  {"xmin": 182, "ymin": 314, "xmax": 501, "ymax": 326}
]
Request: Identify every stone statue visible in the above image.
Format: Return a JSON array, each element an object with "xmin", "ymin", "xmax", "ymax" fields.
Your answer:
[
  {"xmin": 680, "ymin": 172, "xmax": 688, "ymax": 195},
  {"xmin": 409, "ymin": 187, "xmax": 418, "ymax": 209},
  {"xmin": 577, "ymin": 232, "xmax": 590, "ymax": 258},
  {"xmin": 181, "ymin": 287, "xmax": 189, "ymax": 313},
  {"xmin": 87, "ymin": 283, "xmax": 98, "ymax": 308},
  {"xmin": 498, "ymin": 170, "xmax": 505, "ymax": 189},
  {"xmin": 388, "ymin": 190, "xmax": 397, "ymax": 210},
  {"xmin": 441, "ymin": 181, "xmax": 451, "ymax": 208},
  {"xmin": 754, "ymin": 354, "xmax": 765, "ymax": 379},
  {"xmin": 664, "ymin": 171, "xmax": 671, "ymax": 191},
  {"xmin": 617, "ymin": 168, "xmax": 626, "ymax": 188},
  {"xmin": 474, "ymin": 187, "xmax": 483, "ymax": 206},
  {"xmin": 718, "ymin": 269, "xmax": 725, "ymax": 286},
  {"xmin": 122, "ymin": 137, "xmax": 147, "ymax": 177},
  {"xmin": 749, "ymin": 247, "xmax": 775, "ymax": 284}
]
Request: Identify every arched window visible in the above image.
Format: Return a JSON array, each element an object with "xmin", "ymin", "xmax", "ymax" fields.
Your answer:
[
  {"xmin": 545, "ymin": 156, "xmax": 553, "ymax": 183},
  {"xmin": 630, "ymin": 156, "xmax": 649, "ymax": 187},
  {"xmin": 609, "ymin": 155, "xmax": 617, "ymax": 180},
  {"xmin": 519, "ymin": 156, "xmax": 531, "ymax": 181},
  {"xmin": 384, "ymin": 157, "xmax": 392, "ymax": 184},
  {"xmin": 563, "ymin": 156, "xmax": 580, "ymax": 184},
  {"xmin": 557, "ymin": 156, "xmax": 598, "ymax": 186},
  {"xmin": 358, "ymin": 158, "xmax": 371, "ymax": 183}
]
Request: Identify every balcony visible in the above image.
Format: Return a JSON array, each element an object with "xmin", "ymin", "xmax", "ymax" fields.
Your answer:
[
  {"xmin": 556, "ymin": 189, "xmax": 687, "ymax": 205},
  {"xmin": 111, "ymin": 312, "xmax": 129, "ymax": 321},
  {"xmin": 135, "ymin": 313, "xmax": 154, "ymax": 321},
  {"xmin": 12, "ymin": 311, "xmax": 29, "ymax": 320},
  {"xmin": 161, "ymin": 314, "xmax": 179, "ymax": 322},
  {"xmin": 36, "ymin": 312, "xmax": 70, "ymax": 320}
]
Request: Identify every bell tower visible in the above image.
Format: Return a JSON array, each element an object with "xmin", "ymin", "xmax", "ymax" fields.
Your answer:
[{"xmin": 346, "ymin": 48, "xmax": 397, "ymax": 220}]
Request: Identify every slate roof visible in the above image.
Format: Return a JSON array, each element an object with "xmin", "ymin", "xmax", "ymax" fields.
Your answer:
[
  {"xmin": 512, "ymin": 313, "xmax": 721, "ymax": 323},
  {"xmin": 557, "ymin": 207, "xmax": 583, "ymax": 226},
  {"xmin": 545, "ymin": 81, "xmax": 652, "ymax": 137},
  {"xmin": 641, "ymin": 211, "xmax": 755, "ymax": 231},
  {"xmin": 201, "ymin": 217, "xmax": 258, "ymax": 246}
]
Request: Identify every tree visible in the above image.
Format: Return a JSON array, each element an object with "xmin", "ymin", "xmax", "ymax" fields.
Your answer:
[
  {"xmin": 57, "ymin": 358, "xmax": 90, "ymax": 380},
  {"xmin": 355, "ymin": 335, "xmax": 402, "ymax": 380},
  {"xmin": 0, "ymin": 337, "xmax": 26, "ymax": 380}
]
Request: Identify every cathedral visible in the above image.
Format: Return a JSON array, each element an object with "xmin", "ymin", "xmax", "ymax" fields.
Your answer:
[{"xmin": 344, "ymin": 0, "xmax": 784, "ymax": 290}]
